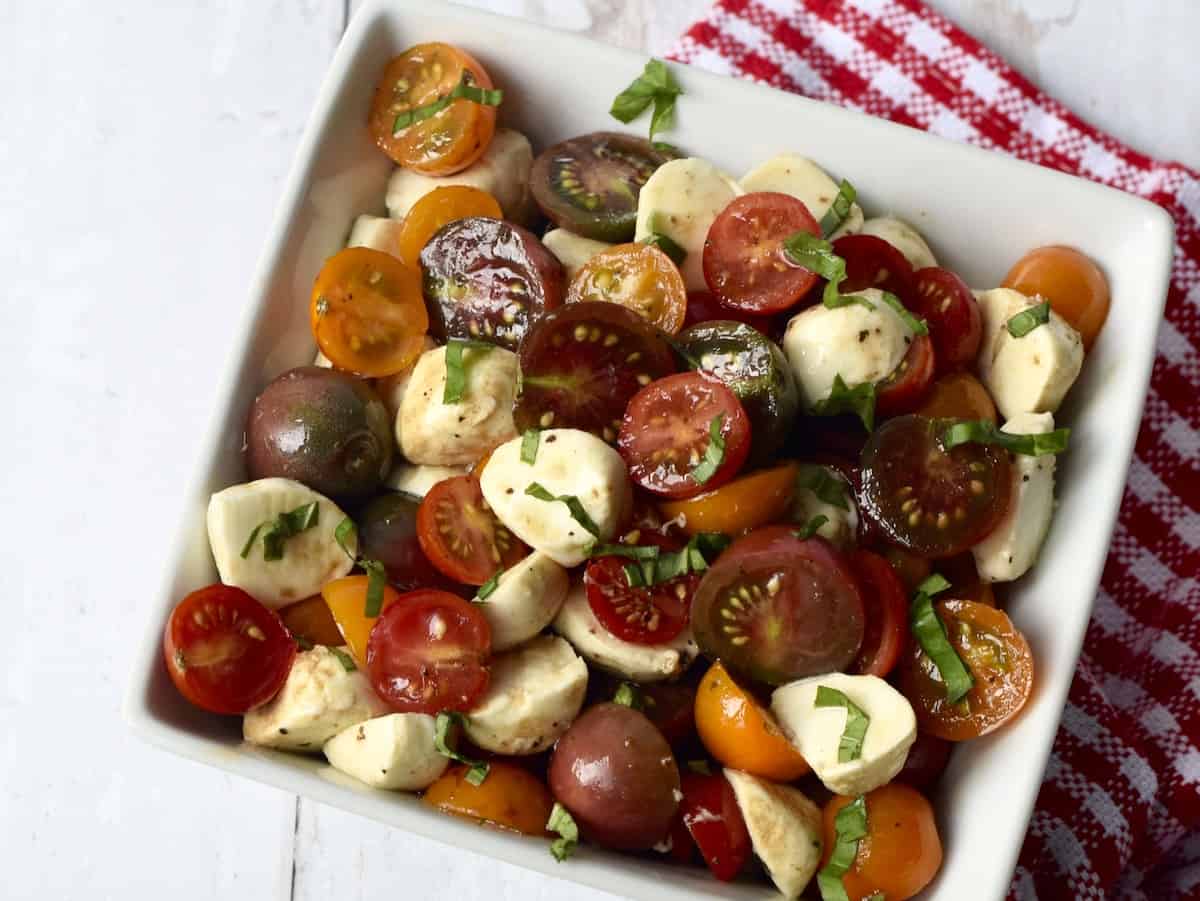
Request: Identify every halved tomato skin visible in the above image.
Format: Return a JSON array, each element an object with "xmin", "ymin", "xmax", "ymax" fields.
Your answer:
[
  {"xmin": 679, "ymin": 772, "xmax": 753, "ymax": 882},
  {"xmin": 848, "ymin": 549, "xmax": 908, "ymax": 678},
  {"xmin": 584, "ymin": 555, "xmax": 696, "ymax": 645},
  {"xmin": 568, "ymin": 243, "xmax": 688, "ymax": 334},
  {"xmin": 875, "ymin": 333, "xmax": 935, "ymax": 418},
  {"xmin": 416, "ymin": 475, "xmax": 527, "ymax": 585},
  {"xmin": 834, "ymin": 233, "xmax": 915, "ymax": 297},
  {"xmin": 910, "ymin": 267, "xmax": 982, "ymax": 374},
  {"xmin": 1002, "ymin": 245, "xmax": 1110, "ymax": 350},
  {"xmin": 658, "ymin": 461, "xmax": 798, "ymax": 537}
]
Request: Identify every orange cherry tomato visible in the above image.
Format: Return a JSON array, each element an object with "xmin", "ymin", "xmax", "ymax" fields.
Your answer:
[
  {"xmin": 423, "ymin": 762, "xmax": 554, "ymax": 836},
  {"xmin": 396, "ymin": 185, "xmax": 502, "ymax": 269},
  {"xmin": 320, "ymin": 575, "xmax": 402, "ymax": 667},
  {"xmin": 823, "ymin": 784, "xmax": 943, "ymax": 901},
  {"xmin": 568, "ymin": 243, "xmax": 688, "ymax": 334},
  {"xmin": 694, "ymin": 662, "xmax": 809, "ymax": 781},
  {"xmin": 279, "ymin": 596, "xmax": 344, "ymax": 647},
  {"xmin": 310, "ymin": 247, "xmax": 428, "ymax": 378},
  {"xmin": 915, "ymin": 371, "xmax": 997, "ymax": 423},
  {"xmin": 368, "ymin": 43, "xmax": 498, "ymax": 176},
  {"xmin": 1002, "ymin": 245, "xmax": 1110, "ymax": 350},
  {"xmin": 898, "ymin": 599, "xmax": 1033, "ymax": 740},
  {"xmin": 658, "ymin": 462, "xmax": 798, "ymax": 536}
]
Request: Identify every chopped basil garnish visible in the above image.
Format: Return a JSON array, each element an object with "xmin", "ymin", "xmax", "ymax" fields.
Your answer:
[
  {"xmin": 361, "ymin": 558, "xmax": 387, "ymax": 618},
  {"xmin": 793, "ymin": 514, "xmax": 829, "ymax": 540},
  {"xmin": 814, "ymin": 685, "xmax": 870, "ymax": 762},
  {"xmin": 329, "ymin": 647, "xmax": 357, "ymax": 673},
  {"xmin": 392, "ymin": 72, "xmax": 503, "ymax": 135},
  {"xmin": 240, "ymin": 501, "xmax": 320, "ymax": 561},
  {"xmin": 477, "ymin": 569, "xmax": 502, "ymax": 601},
  {"xmin": 641, "ymin": 231, "xmax": 687, "ymax": 266},
  {"xmin": 546, "ymin": 802, "xmax": 579, "ymax": 862},
  {"xmin": 690, "ymin": 413, "xmax": 726, "ymax": 485},
  {"xmin": 816, "ymin": 795, "xmax": 869, "ymax": 901},
  {"xmin": 613, "ymin": 682, "xmax": 643, "ymax": 709},
  {"xmin": 623, "ymin": 562, "xmax": 647, "ymax": 587},
  {"xmin": 525, "ymin": 482, "xmax": 601, "ymax": 537},
  {"xmin": 800, "ymin": 465, "xmax": 849, "ymax": 510},
  {"xmin": 294, "ymin": 635, "xmax": 314, "ymax": 651},
  {"xmin": 941, "ymin": 419, "xmax": 1070, "ymax": 456},
  {"xmin": 819, "ymin": 179, "xmax": 857, "ymax": 237},
  {"xmin": 589, "ymin": 542, "xmax": 662, "ymax": 561},
  {"xmin": 595, "ymin": 532, "xmax": 729, "ymax": 587},
  {"xmin": 334, "ymin": 516, "xmax": 357, "ymax": 561},
  {"xmin": 443, "ymin": 339, "xmax": 495, "ymax": 404},
  {"xmin": 609, "ymin": 58, "xmax": 683, "ymax": 143},
  {"xmin": 880, "ymin": 290, "xmax": 929, "ymax": 336},
  {"xmin": 1006, "ymin": 300, "xmax": 1051, "ymax": 337},
  {"xmin": 782, "ymin": 232, "xmax": 849, "ymax": 308},
  {"xmin": 910, "ymin": 573, "xmax": 974, "ymax": 704},
  {"xmin": 811, "ymin": 374, "xmax": 876, "ymax": 432},
  {"xmin": 686, "ymin": 759, "xmax": 713, "ymax": 776},
  {"xmin": 520, "ymin": 429, "xmax": 541, "ymax": 464},
  {"xmin": 434, "ymin": 712, "xmax": 490, "ymax": 786}
]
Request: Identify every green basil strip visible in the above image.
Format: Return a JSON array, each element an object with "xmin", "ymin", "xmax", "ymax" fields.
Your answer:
[
  {"xmin": 477, "ymin": 569, "xmax": 502, "ymax": 601},
  {"xmin": 941, "ymin": 419, "xmax": 1070, "ymax": 456},
  {"xmin": 329, "ymin": 647, "xmax": 357, "ymax": 673},
  {"xmin": 294, "ymin": 635, "xmax": 315, "ymax": 651},
  {"xmin": 392, "ymin": 72, "xmax": 504, "ymax": 135},
  {"xmin": 524, "ymin": 482, "xmax": 601, "ymax": 537},
  {"xmin": 819, "ymin": 179, "xmax": 857, "ymax": 237},
  {"xmin": 613, "ymin": 682, "xmax": 643, "ymax": 709},
  {"xmin": 520, "ymin": 429, "xmax": 541, "ymax": 464},
  {"xmin": 686, "ymin": 759, "xmax": 713, "ymax": 776},
  {"xmin": 361, "ymin": 558, "xmax": 388, "ymax": 618},
  {"xmin": 814, "ymin": 685, "xmax": 870, "ymax": 762},
  {"xmin": 609, "ymin": 58, "xmax": 682, "ymax": 142},
  {"xmin": 801, "ymin": 465, "xmax": 849, "ymax": 510},
  {"xmin": 641, "ymin": 231, "xmax": 687, "ymax": 266},
  {"xmin": 239, "ymin": 523, "xmax": 265, "ymax": 559},
  {"xmin": 434, "ymin": 712, "xmax": 490, "ymax": 786},
  {"xmin": 690, "ymin": 413, "xmax": 727, "ymax": 485},
  {"xmin": 334, "ymin": 516, "xmax": 357, "ymax": 561},
  {"xmin": 793, "ymin": 514, "xmax": 829, "ymax": 540},
  {"xmin": 623, "ymin": 562, "xmax": 647, "ymax": 587},
  {"xmin": 590, "ymin": 543, "xmax": 661, "ymax": 561},
  {"xmin": 816, "ymin": 795, "xmax": 869, "ymax": 901},
  {"xmin": 1006, "ymin": 300, "xmax": 1051, "ymax": 337},
  {"xmin": 443, "ymin": 339, "xmax": 494, "ymax": 404},
  {"xmin": 811, "ymin": 374, "xmax": 876, "ymax": 432},
  {"xmin": 910, "ymin": 574, "xmax": 974, "ymax": 704},
  {"xmin": 864, "ymin": 894, "xmax": 886, "ymax": 901},
  {"xmin": 546, "ymin": 802, "xmax": 579, "ymax": 862},
  {"xmin": 881, "ymin": 290, "xmax": 929, "ymax": 336},
  {"xmin": 241, "ymin": 501, "xmax": 320, "ymax": 561}
]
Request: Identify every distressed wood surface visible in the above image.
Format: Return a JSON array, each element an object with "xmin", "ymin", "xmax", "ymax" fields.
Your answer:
[{"xmin": 2, "ymin": 1, "xmax": 1194, "ymax": 899}]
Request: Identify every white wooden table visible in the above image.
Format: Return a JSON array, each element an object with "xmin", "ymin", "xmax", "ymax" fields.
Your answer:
[{"xmin": 2, "ymin": 1, "xmax": 1194, "ymax": 898}]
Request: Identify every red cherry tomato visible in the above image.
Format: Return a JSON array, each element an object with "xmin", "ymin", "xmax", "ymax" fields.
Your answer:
[
  {"xmin": 366, "ymin": 589, "xmax": 491, "ymax": 714},
  {"xmin": 416, "ymin": 475, "xmax": 528, "ymax": 585},
  {"xmin": 833, "ymin": 234, "xmax": 915, "ymax": 296},
  {"xmin": 703, "ymin": 192, "xmax": 821, "ymax": 313},
  {"xmin": 683, "ymin": 290, "xmax": 776, "ymax": 334},
  {"xmin": 910, "ymin": 268, "xmax": 982, "ymax": 374},
  {"xmin": 163, "ymin": 585, "xmax": 295, "ymax": 715},
  {"xmin": 680, "ymin": 772, "xmax": 753, "ymax": 882},
  {"xmin": 666, "ymin": 813, "xmax": 697, "ymax": 864},
  {"xmin": 585, "ymin": 555, "xmax": 696, "ymax": 645},
  {"xmin": 848, "ymin": 549, "xmax": 908, "ymax": 677},
  {"xmin": 618, "ymin": 372, "xmax": 752, "ymax": 499},
  {"xmin": 875, "ymin": 333, "xmax": 935, "ymax": 417}
]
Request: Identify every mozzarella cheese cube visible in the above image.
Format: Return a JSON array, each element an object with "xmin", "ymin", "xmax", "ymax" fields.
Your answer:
[
  {"xmin": 385, "ymin": 463, "xmax": 469, "ymax": 499},
  {"xmin": 479, "ymin": 429, "xmax": 631, "ymax": 567},
  {"xmin": 206, "ymin": 478, "xmax": 356, "ymax": 609},
  {"xmin": 375, "ymin": 335, "xmax": 439, "ymax": 422},
  {"xmin": 346, "ymin": 214, "xmax": 405, "ymax": 258},
  {"xmin": 858, "ymin": 216, "xmax": 938, "ymax": 270},
  {"xmin": 724, "ymin": 770, "xmax": 823, "ymax": 900},
  {"xmin": 791, "ymin": 463, "xmax": 859, "ymax": 548},
  {"xmin": 553, "ymin": 582, "xmax": 699, "ymax": 682},
  {"xmin": 463, "ymin": 635, "xmax": 587, "ymax": 755},
  {"xmin": 542, "ymin": 228, "xmax": 613, "ymax": 282},
  {"xmin": 475, "ymin": 551, "xmax": 569, "ymax": 652},
  {"xmin": 782, "ymin": 288, "xmax": 914, "ymax": 407},
  {"xmin": 323, "ymin": 713, "xmax": 448, "ymax": 791},
  {"xmin": 739, "ymin": 153, "xmax": 864, "ymax": 239},
  {"xmin": 771, "ymin": 673, "xmax": 916, "ymax": 797},
  {"xmin": 243, "ymin": 646, "xmax": 388, "ymax": 752},
  {"xmin": 397, "ymin": 345, "xmax": 519, "ymax": 466},
  {"xmin": 972, "ymin": 411, "xmax": 1058, "ymax": 582},
  {"xmin": 975, "ymin": 288, "xmax": 1084, "ymax": 418},
  {"xmin": 313, "ymin": 349, "xmax": 334, "ymax": 368},
  {"xmin": 385, "ymin": 128, "xmax": 535, "ymax": 224},
  {"xmin": 634, "ymin": 157, "xmax": 743, "ymax": 290}
]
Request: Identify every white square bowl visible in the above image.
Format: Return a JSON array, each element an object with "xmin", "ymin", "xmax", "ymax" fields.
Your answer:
[{"xmin": 123, "ymin": 1, "xmax": 1174, "ymax": 898}]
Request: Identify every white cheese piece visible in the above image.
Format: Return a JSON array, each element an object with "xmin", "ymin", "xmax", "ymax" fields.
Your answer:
[
  {"xmin": 385, "ymin": 128, "xmax": 535, "ymax": 224},
  {"xmin": 463, "ymin": 635, "xmax": 588, "ymax": 755},
  {"xmin": 791, "ymin": 463, "xmax": 859, "ymax": 549},
  {"xmin": 346, "ymin": 214, "xmax": 405, "ymax": 258},
  {"xmin": 375, "ymin": 335, "xmax": 439, "ymax": 423},
  {"xmin": 322, "ymin": 713, "xmax": 448, "ymax": 791},
  {"xmin": 314, "ymin": 349, "xmax": 334, "ymax": 368},
  {"xmin": 553, "ymin": 583, "xmax": 698, "ymax": 683},
  {"xmin": 858, "ymin": 216, "xmax": 938, "ymax": 270},
  {"xmin": 975, "ymin": 288, "xmax": 1084, "ymax": 418},
  {"xmin": 397, "ymin": 345, "xmax": 519, "ymax": 466},
  {"xmin": 384, "ymin": 463, "xmax": 468, "ymax": 499},
  {"xmin": 243, "ymin": 646, "xmax": 388, "ymax": 752},
  {"xmin": 634, "ymin": 157, "xmax": 743, "ymax": 290},
  {"xmin": 475, "ymin": 551, "xmax": 569, "ymax": 652},
  {"xmin": 724, "ymin": 770, "xmax": 823, "ymax": 900},
  {"xmin": 479, "ymin": 429, "xmax": 631, "ymax": 567},
  {"xmin": 739, "ymin": 153, "xmax": 864, "ymax": 239},
  {"xmin": 542, "ymin": 228, "xmax": 613, "ymax": 283},
  {"xmin": 771, "ymin": 672, "xmax": 916, "ymax": 797},
  {"xmin": 781, "ymin": 288, "xmax": 914, "ymax": 407},
  {"xmin": 206, "ymin": 478, "xmax": 356, "ymax": 609},
  {"xmin": 972, "ymin": 411, "xmax": 1058, "ymax": 582}
]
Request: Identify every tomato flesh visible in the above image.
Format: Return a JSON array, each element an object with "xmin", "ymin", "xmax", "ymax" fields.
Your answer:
[
  {"xmin": 1002, "ymin": 245, "xmax": 1109, "ymax": 350},
  {"xmin": 910, "ymin": 267, "xmax": 982, "ymax": 374},
  {"xmin": 163, "ymin": 584, "xmax": 295, "ymax": 715},
  {"xmin": 417, "ymin": 475, "xmax": 527, "ymax": 585},
  {"xmin": 396, "ymin": 185, "xmax": 502, "ymax": 269},
  {"xmin": 569, "ymin": 243, "xmax": 687, "ymax": 334},
  {"xmin": 683, "ymin": 291, "xmax": 774, "ymax": 333},
  {"xmin": 848, "ymin": 549, "xmax": 908, "ymax": 677},
  {"xmin": 875, "ymin": 333, "xmax": 935, "ymax": 418},
  {"xmin": 585, "ymin": 555, "xmax": 696, "ymax": 645},
  {"xmin": 658, "ymin": 461, "xmax": 798, "ymax": 537},
  {"xmin": 679, "ymin": 772, "xmax": 753, "ymax": 882},
  {"xmin": 833, "ymin": 233, "xmax": 915, "ymax": 296}
]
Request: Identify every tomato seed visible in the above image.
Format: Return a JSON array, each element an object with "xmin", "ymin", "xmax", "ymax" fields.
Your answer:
[{"xmin": 969, "ymin": 479, "xmax": 985, "ymax": 495}]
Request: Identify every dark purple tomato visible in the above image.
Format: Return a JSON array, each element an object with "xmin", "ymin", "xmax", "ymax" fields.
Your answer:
[{"xmin": 356, "ymin": 492, "xmax": 462, "ymax": 593}]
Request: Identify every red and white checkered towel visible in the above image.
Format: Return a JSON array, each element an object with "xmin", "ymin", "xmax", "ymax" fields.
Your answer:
[{"xmin": 666, "ymin": 1, "xmax": 1200, "ymax": 897}]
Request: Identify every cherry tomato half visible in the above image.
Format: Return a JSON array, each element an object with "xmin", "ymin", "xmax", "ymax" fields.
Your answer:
[
  {"xmin": 875, "ymin": 333, "xmax": 935, "ymax": 418},
  {"xmin": 321, "ymin": 576, "xmax": 403, "ymax": 667},
  {"xmin": 680, "ymin": 772, "xmax": 753, "ymax": 882},
  {"xmin": 569, "ymin": 243, "xmax": 688, "ymax": 334},
  {"xmin": 423, "ymin": 761, "xmax": 553, "ymax": 836},
  {"xmin": 910, "ymin": 267, "xmax": 981, "ymax": 374},
  {"xmin": 417, "ymin": 475, "xmax": 527, "ymax": 585},
  {"xmin": 585, "ymin": 555, "xmax": 696, "ymax": 645},
  {"xmin": 163, "ymin": 584, "xmax": 295, "ymax": 715},
  {"xmin": 366, "ymin": 589, "xmax": 491, "ymax": 714},
  {"xmin": 848, "ymin": 549, "xmax": 908, "ymax": 677},
  {"xmin": 834, "ymin": 233, "xmax": 914, "ymax": 296},
  {"xmin": 310, "ymin": 247, "xmax": 429, "ymax": 378},
  {"xmin": 915, "ymin": 371, "xmax": 997, "ymax": 423},
  {"xmin": 396, "ymin": 185, "xmax": 502, "ymax": 269},
  {"xmin": 703, "ymin": 192, "xmax": 821, "ymax": 313},
  {"xmin": 279, "ymin": 596, "xmax": 344, "ymax": 648},
  {"xmin": 682, "ymin": 290, "xmax": 774, "ymax": 333},
  {"xmin": 1002, "ymin": 245, "xmax": 1110, "ymax": 349},
  {"xmin": 658, "ymin": 461, "xmax": 798, "ymax": 536}
]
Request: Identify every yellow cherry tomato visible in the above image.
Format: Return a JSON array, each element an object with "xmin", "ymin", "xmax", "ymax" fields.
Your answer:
[
  {"xmin": 396, "ymin": 185, "xmax": 502, "ymax": 269},
  {"xmin": 423, "ymin": 762, "xmax": 554, "ymax": 836},
  {"xmin": 658, "ymin": 462, "xmax": 798, "ymax": 536},
  {"xmin": 278, "ymin": 596, "xmax": 344, "ymax": 647},
  {"xmin": 915, "ymin": 371, "xmax": 997, "ymax": 423},
  {"xmin": 321, "ymin": 575, "xmax": 401, "ymax": 667},
  {"xmin": 1002, "ymin": 245, "xmax": 1110, "ymax": 350},
  {"xmin": 568, "ymin": 243, "xmax": 688, "ymax": 334}
]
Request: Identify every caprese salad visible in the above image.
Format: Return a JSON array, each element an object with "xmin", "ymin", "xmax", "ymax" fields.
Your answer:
[{"xmin": 162, "ymin": 44, "xmax": 1112, "ymax": 900}]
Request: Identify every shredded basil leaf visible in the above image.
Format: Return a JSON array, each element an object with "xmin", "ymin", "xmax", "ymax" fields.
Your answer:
[
  {"xmin": 392, "ymin": 72, "xmax": 504, "ymax": 135},
  {"xmin": 477, "ymin": 569, "xmax": 502, "ymax": 601},
  {"xmin": 329, "ymin": 647, "xmax": 357, "ymax": 673},
  {"xmin": 941, "ymin": 419, "xmax": 1070, "ymax": 456},
  {"xmin": 520, "ymin": 429, "xmax": 541, "ymax": 464},
  {"xmin": 546, "ymin": 802, "xmax": 579, "ymax": 862},
  {"xmin": 609, "ymin": 58, "xmax": 683, "ymax": 142},
  {"xmin": 783, "ymin": 231, "xmax": 850, "ymax": 308},
  {"xmin": 793, "ymin": 514, "xmax": 830, "ymax": 540},
  {"xmin": 434, "ymin": 712, "xmax": 490, "ymax": 786},
  {"xmin": 816, "ymin": 796, "xmax": 869, "ymax": 901},
  {"xmin": 651, "ymin": 140, "xmax": 681, "ymax": 155},
  {"xmin": 597, "ymin": 532, "xmax": 728, "ymax": 588},
  {"xmin": 814, "ymin": 685, "xmax": 870, "ymax": 762},
  {"xmin": 880, "ymin": 290, "xmax": 929, "ymax": 336},
  {"xmin": 819, "ymin": 179, "xmax": 857, "ymax": 237},
  {"xmin": 918, "ymin": 573, "xmax": 951, "ymax": 596},
  {"xmin": 334, "ymin": 517, "xmax": 357, "ymax": 561},
  {"xmin": 241, "ymin": 502, "xmax": 320, "ymax": 561},
  {"xmin": 359, "ymin": 559, "xmax": 387, "ymax": 618},
  {"xmin": 1006, "ymin": 300, "xmax": 1051, "ymax": 337},
  {"xmin": 613, "ymin": 682, "xmax": 643, "ymax": 709},
  {"xmin": 239, "ymin": 523, "xmax": 265, "ymax": 559},
  {"xmin": 524, "ymin": 482, "xmax": 601, "ymax": 537},
  {"xmin": 800, "ymin": 465, "xmax": 849, "ymax": 510},
  {"xmin": 641, "ymin": 231, "xmax": 687, "ymax": 266},
  {"xmin": 811, "ymin": 374, "xmax": 876, "ymax": 432},
  {"xmin": 690, "ymin": 413, "xmax": 726, "ymax": 485},
  {"xmin": 623, "ymin": 562, "xmax": 647, "ymax": 587},
  {"xmin": 590, "ymin": 543, "xmax": 661, "ymax": 561},
  {"xmin": 443, "ymin": 339, "xmax": 494, "ymax": 404},
  {"xmin": 910, "ymin": 575, "xmax": 974, "ymax": 704},
  {"xmin": 686, "ymin": 759, "xmax": 713, "ymax": 776},
  {"xmin": 294, "ymin": 635, "xmax": 314, "ymax": 651}
]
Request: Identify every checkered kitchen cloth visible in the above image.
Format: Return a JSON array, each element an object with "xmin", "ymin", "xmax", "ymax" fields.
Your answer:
[{"xmin": 666, "ymin": 0, "xmax": 1200, "ymax": 897}]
